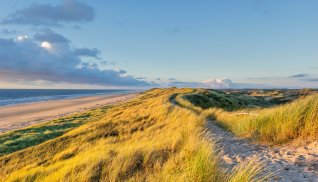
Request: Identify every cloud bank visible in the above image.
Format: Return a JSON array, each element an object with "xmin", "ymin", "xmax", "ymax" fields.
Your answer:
[
  {"xmin": 167, "ymin": 78, "xmax": 266, "ymax": 89},
  {"xmin": 202, "ymin": 78, "xmax": 233, "ymax": 88},
  {"xmin": 2, "ymin": 0, "xmax": 94, "ymax": 26},
  {"xmin": 0, "ymin": 31, "xmax": 150, "ymax": 87}
]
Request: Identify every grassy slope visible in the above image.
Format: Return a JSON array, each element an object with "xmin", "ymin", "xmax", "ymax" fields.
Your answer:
[
  {"xmin": 0, "ymin": 90, "xmax": 201, "ymax": 181},
  {"xmin": 0, "ymin": 106, "xmax": 110, "ymax": 156},
  {"xmin": 0, "ymin": 88, "xmax": 266, "ymax": 182},
  {"xmin": 5, "ymin": 87, "xmax": 316, "ymax": 181},
  {"xmin": 181, "ymin": 89, "xmax": 318, "ymax": 145}
]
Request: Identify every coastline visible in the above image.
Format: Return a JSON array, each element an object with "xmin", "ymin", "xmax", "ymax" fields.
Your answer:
[
  {"xmin": 0, "ymin": 93, "xmax": 138, "ymax": 134},
  {"xmin": 0, "ymin": 89, "xmax": 137, "ymax": 107}
]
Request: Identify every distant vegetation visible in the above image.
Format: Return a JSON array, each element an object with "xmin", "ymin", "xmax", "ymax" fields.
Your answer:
[
  {"xmin": 180, "ymin": 88, "xmax": 318, "ymax": 145},
  {"xmin": 183, "ymin": 89, "xmax": 272, "ymax": 111},
  {"xmin": 0, "ymin": 88, "xmax": 265, "ymax": 182}
]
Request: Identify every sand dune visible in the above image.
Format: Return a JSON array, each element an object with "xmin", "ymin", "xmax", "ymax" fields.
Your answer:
[
  {"xmin": 207, "ymin": 120, "xmax": 318, "ymax": 181},
  {"xmin": 0, "ymin": 93, "xmax": 137, "ymax": 133}
]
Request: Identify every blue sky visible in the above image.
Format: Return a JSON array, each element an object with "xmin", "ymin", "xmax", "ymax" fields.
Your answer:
[{"xmin": 0, "ymin": 0, "xmax": 317, "ymax": 89}]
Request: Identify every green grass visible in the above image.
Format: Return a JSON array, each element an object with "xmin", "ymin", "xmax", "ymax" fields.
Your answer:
[
  {"xmin": 0, "ymin": 106, "xmax": 110, "ymax": 156},
  {"xmin": 183, "ymin": 89, "xmax": 275, "ymax": 111},
  {"xmin": 181, "ymin": 89, "xmax": 318, "ymax": 145},
  {"xmin": 210, "ymin": 94, "xmax": 318, "ymax": 144},
  {"xmin": 0, "ymin": 88, "xmax": 266, "ymax": 182}
]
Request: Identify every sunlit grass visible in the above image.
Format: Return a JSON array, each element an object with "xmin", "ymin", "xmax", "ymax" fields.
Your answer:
[
  {"xmin": 0, "ymin": 88, "xmax": 266, "ymax": 181},
  {"xmin": 227, "ymin": 158, "xmax": 271, "ymax": 182},
  {"xmin": 181, "ymin": 89, "xmax": 318, "ymax": 145},
  {"xmin": 0, "ymin": 106, "xmax": 110, "ymax": 156}
]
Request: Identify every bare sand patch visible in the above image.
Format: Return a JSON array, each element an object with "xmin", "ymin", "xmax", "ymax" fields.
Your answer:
[{"xmin": 206, "ymin": 120, "xmax": 318, "ymax": 181}]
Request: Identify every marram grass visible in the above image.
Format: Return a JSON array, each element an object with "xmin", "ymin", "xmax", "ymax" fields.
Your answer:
[
  {"xmin": 0, "ymin": 88, "xmax": 266, "ymax": 181},
  {"xmin": 180, "ymin": 89, "xmax": 318, "ymax": 145}
]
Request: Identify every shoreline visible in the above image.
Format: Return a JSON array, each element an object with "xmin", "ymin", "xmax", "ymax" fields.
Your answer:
[
  {"xmin": 0, "ymin": 90, "xmax": 138, "ymax": 108},
  {"xmin": 0, "ymin": 91, "xmax": 138, "ymax": 108},
  {"xmin": 0, "ymin": 93, "xmax": 138, "ymax": 134}
]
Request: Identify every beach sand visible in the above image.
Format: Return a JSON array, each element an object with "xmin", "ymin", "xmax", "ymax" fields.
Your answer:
[{"xmin": 0, "ymin": 93, "xmax": 137, "ymax": 133}]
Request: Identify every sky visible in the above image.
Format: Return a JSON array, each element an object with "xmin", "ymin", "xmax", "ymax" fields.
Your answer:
[{"xmin": 0, "ymin": 0, "xmax": 317, "ymax": 89}]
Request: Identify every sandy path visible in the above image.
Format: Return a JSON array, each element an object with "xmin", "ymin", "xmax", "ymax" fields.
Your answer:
[
  {"xmin": 0, "ymin": 93, "xmax": 137, "ymax": 133},
  {"xmin": 206, "ymin": 120, "xmax": 318, "ymax": 182}
]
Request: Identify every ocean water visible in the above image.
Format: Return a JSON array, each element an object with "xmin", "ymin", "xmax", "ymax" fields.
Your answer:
[{"xmin": 0, "ymin": 89, "xmax": 134, "ymax": 107}]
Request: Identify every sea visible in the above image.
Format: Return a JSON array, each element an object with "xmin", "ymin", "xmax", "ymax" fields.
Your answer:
[{"xmin": 0, "ymin": 89, "xmax": 136, "ymax": 107}]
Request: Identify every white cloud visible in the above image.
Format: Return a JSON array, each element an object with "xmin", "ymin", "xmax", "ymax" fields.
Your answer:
[
  {"xmin": 16, "ymin": 35, "xmax": 28, "ymax": 41},
  {"xmin": 202, "ymin": 78, "xmax": 232, "ymax": 88},
  {"xmin": 166, "ymin": 78, "xmax": 267, "ymax": 89},
  {"xmin": 40, "ymin": 41, "xmax": 52, "ymax": 50}
]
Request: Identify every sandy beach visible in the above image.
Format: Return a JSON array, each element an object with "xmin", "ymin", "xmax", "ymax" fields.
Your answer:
[{"xmin": 0, "ymin": 93, "xmax": 137, "ymax": 133}]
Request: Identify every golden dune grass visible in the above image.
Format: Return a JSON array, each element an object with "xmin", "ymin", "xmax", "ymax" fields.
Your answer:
[
  {"xmin": 178, "ymin": 90, "xmax": 318, "ymax": 145},
  {"xmin": 0, "ymin": 88, "xmax": 266, "ymax": 181}
]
